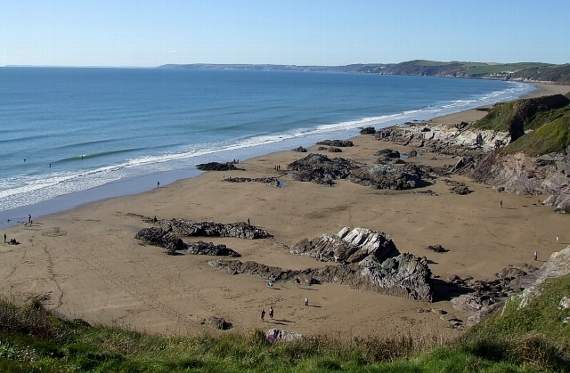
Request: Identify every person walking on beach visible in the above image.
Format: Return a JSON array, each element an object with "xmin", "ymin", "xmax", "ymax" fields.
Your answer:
[
  {"xmin": 156, "ymin": 181, "xmax": 160, "ymax": 189},
  {"xmin": 27, "ymin": 214, "xmax": 32, "ymax": 225},
  {"xmin": 260, "ymin": 309, "xmax": 266, "ymax": 321},
  {"xmin": 3, "ymin": 234, "xmax": 6, "ymax": 243},
  {"xmin": 269, "ymin": 306, "xmax": 274, "ymax": 319},
  {"xmin": 533, "ymin": 251, "xmax": 538, "ymax": 261},
  {"xmin": 304, "ymin": 297, "xmax": 309, "ymax": 307},
  {"xmin": 499, "ymin": 200, "xmax": 503, "ymax": 208}
]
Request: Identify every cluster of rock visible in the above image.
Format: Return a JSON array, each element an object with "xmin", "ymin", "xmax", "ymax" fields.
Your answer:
[
  {"xmin": 292, "ymin": 146, "xmax": 308, "ymax": 153},
  {"xmin": 376, "ymin": 123, "xmax": 508, "ymax": 155},
  {"xmin": 290, "ymin": 226, "xmax": 398, "ymax": 263},
  {"xmin": 290, "ymin": 227, "xmax": 433, "ymax": 301},
  {"xmin": 287, "ymin": 154, "xmax": 356, "ymax": 185},
  {"xmin": 159, "ymin": 219, "xmax": 272, "ymax": 240},
  {"xmin": 472, "ymin": 150, "xmax": 570, "ymax": 213},
  {"xmin": 196, "ymin": 162, "xmax": 243, "ymax": 171},
  {"xmin": 210, "ymin": 227, "xmax": 433, "ymax": 301},
  {"xmin": 135, "ymin": 227, "xmax": 241, "ymax": 257},
  {"xmin": 223, "ymin": 176, "xmax": 278, "ymax": 184},
  {"xmin": 349, "ymin": 163, "xmax": 429, "ymax": 190},
  {"xmin": 450, "ymin": 263, "xmax": 538, "ymax": 326},
  {"xmin": 316, "ymin": 139, "xmax": 354, "ymax": 147}
]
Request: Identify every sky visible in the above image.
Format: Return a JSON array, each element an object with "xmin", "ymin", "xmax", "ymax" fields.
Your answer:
[{"xmin": 1, "ymin": 0, "xmax": 569, "ymax": 67}]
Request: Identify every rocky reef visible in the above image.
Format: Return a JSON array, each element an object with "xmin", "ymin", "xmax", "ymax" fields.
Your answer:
[
  {"xmin": 290, "ymin": 226, "xmax": 399, "ymax": 263},
  {"xmin": 349, "ymin": 163, "xmax": 430, "ymax": 190},
  {"xmin": 223, "ymin": 176, "xmax": 278, "ymax": 184},
  {"xmin": 316, "ymin": 139, "xmax": 354, "ymax": 147},
  {"xmin": 158, "ymin": 219, "xmax": 272, "ymax": 239},
  {"xmin": 287, "ymin": 153, "xmax": 356, "ymax": 185},
  {"xmin": 211, "ymin": 227, "xmax": 434, "ymax": 301},
  {"xmin": 135, "ymin": 227, "xmax": 241, "ymax": 257},
  {"xmin": 196, "ymin": 162, "xmax": 243, "ymax": 171}
]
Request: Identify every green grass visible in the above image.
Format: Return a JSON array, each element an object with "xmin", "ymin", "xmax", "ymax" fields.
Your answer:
[
  {"xmin": 505, "ymin": 113, "xmax": 570, "ymax": 155},
  {"xmin": 0, "ymin": 275, "xmax": 569, "ymax": 371}
]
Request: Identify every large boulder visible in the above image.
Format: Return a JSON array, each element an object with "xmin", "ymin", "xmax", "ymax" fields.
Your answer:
[
  {"xmin": 291, "ymin": 227, "xmax": 398, "ymax": 263},
  {"xmin": 288, "ymin": 153, "xmax": 356, "ymax": 185}
]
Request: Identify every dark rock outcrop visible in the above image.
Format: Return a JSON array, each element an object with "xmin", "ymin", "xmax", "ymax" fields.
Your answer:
[
  {"xmin": 288, "ymin": 154, "xmax": 356, "ymax": 185},
  {"xmin": 159, "ymin": 219, "xmax": 272, "ymax": 239},
  {"xmin": 210, "ymin": 254, "xmax": 433, "ymax": 301},
  {"xmin": 316, "ymin": 140, "xmax": 354, "ymax": 147},
  {"xmin": 292, "ymin": 146, "xmax": 307, "ymax": 152},
  {"xmin": 328, "ymin": 147, "xmax": 342, "ymax": 153},
  {"xmin": 187, "ymin": 241, "xmax": 240, "ymax": 257},
  {"xmin": 360, "ymin": 127, "xmax": 376, "ymax": 135},
  {"xmin": 135, "ymin": 227, "xmax": 241, "ymax": 256},
  {"xmin": 135, "ymin": 227, "xmax": 186, "ymax": 252},
  {"xmin": 196, "ymin": 162, "xmax": 242, "ymax": 171},
  {"xmin": 209, "ymin": 226, "xmax": 433, "ymax": 301},
  {"xmin": 349, "ymin": 163, "xmax": 428, "ymax": 190},
  {"xmin": 224, "ymin": 176, "xmax": 278, "ymax": 184}
]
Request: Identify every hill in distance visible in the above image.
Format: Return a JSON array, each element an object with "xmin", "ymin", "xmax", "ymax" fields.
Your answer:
[{"xmin": 159, "ymin": 60, "xmax": 570, "ymax": 83}]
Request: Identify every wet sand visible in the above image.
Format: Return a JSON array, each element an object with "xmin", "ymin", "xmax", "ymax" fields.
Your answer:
[{"xmin": 1, "ymin": 82, "xmax": 569, "ymax": 340}]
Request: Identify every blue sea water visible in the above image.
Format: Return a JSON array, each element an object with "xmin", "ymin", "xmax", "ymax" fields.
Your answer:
[{"xmin": 0, "ymin": 67, "xmax": 533, "ymax": 223}]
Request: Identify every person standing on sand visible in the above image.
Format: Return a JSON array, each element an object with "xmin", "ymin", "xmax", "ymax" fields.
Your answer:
[
  {"xmin": 534, "ymin": 251, "xmax": 538, "ymax": 261},
  {"xmin": 28, "ymin": 214, "xmax": 32, "ymax": 225},
  {"xmin": 3, "ymin": 233, "xmax": 6, "ymax": 243},
  {"xmin": 304, "ymin": 297, "xmax": 309, "ymax": 307},
  {"xmin": 156, "ymin": 181, "xmax": 160, "ymax": 189},
  {"xmin": 261, "ymin": 309, "xmax": 266, "ymax": 321},
  {"xmin": 269, "ymin": 306, "xmax": 274, "ymax": 319},
  {"xmin": 499, "ymin": 200, "xmax": 503, "ymax": 208}
]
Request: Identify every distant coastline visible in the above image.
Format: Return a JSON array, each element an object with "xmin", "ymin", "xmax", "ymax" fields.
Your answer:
[{"xmin": 159, "ymin": 59, "xmax": 570, "ymax": 83}]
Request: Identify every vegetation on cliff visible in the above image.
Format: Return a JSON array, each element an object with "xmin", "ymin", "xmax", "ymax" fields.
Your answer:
[
  {"xmin": 0, "ymin": 274, "xmax": 568, "ymax": 371},
  {"xmin": 473, "ymin": 94, "xmax": 570, "ymax": 155}
]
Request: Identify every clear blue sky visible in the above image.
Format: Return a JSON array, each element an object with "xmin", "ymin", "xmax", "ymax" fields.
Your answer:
[{"xmin": 1, "ymin": 0, "xmax": 569, "ymax": 67}]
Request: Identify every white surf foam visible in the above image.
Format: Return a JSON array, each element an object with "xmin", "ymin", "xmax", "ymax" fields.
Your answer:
[{"xmin": 0, "ymin": 81, "xmax": 535, "ymax": 212}]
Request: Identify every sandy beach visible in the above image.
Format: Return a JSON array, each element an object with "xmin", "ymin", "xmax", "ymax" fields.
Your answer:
[{"xmin": 1, "ymin": 82, "xmax": 569, "ymax": 341}]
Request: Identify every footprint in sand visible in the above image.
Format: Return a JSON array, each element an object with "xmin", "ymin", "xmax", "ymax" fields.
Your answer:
[{"xmin": 41, "ymin": 227, "xmax": 68, "ymax": 237}]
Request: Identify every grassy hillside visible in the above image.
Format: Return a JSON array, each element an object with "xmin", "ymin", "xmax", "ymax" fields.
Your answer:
[
  {"xmin": 513, "ymin": 64, "xmax": 570, "ymax": 83},
  {"xmin": 473, "ymin": 94, "xmax": 570, "ymax": 154},
  {"xmin": 0, "ymin": 275, "xmax": 569, "ymax": 372}
]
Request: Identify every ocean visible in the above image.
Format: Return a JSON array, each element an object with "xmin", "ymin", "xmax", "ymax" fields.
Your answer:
[{"xmin": 0, "ymin": 67, "xmax": 534, "ymax": 225}]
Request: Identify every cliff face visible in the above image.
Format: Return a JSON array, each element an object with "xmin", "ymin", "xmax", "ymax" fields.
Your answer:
[{"xmin": 474, "ymin": 94, "xmax": 570, "ymax": 143}]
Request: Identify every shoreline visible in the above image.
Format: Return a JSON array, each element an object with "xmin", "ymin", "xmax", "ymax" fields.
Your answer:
[
  {"xmin": 1, "ymin": 81, "xmax": 569, "ymax": 339},
  {"xmin": 0, "ymin": 79, "xmax": 540, "ymax": 229}
]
